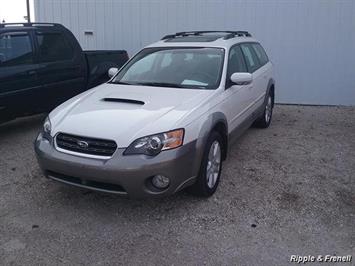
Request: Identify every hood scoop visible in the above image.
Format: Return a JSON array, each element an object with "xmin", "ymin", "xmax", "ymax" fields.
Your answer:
[{"xmin": 102, "ymin": 98, "xmax": 145, "ymax": 105}]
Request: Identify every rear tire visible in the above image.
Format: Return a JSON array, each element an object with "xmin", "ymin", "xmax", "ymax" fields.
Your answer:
[
  {"xmin": 188, "ymin": 131, "xmax": 223, "ymax": 197},
  {"xmin": 254, "ymin": 93, "xmax": 273, "ymax": 128}
]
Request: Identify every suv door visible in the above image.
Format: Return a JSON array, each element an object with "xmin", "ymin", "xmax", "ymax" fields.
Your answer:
[
  {"xmin": 0, "ymin": 30, "xmax": 41, "ymax": 122},
  {"xmin": 250, "ymin": 43, "xmax": 271, "ymax": 99},
  {"xmin": 240, "ymin": 43, "xmax": 265, "ymax": 113},
  {"xmin": 224, "ymin": 45, "xmax": 251, "ymax": 132},
  {"xmin": 34, "ymin": 30, "xmax": 86, "ymax": 111}
]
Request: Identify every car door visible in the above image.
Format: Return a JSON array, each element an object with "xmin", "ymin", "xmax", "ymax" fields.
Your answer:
[
  {"xmin": 34, "ymin": 29, "xmax": 86, "ymax": 111},
  {"xmin": 0, "ymin": 30, "xmax": 41, "ymax": 121},
  {"xmin": 223, "ymin": 45, "xmax": 252, "ymax": 132},
  {"xmin": 240, "ymin": 43, "xmax": 265, "ymax": 112},
  {"xmin": 250, "ymin": 43, "xmax": 272, "ymax": 98}
]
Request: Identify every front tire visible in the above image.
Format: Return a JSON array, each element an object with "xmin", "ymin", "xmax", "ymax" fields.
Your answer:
[
  {"xmin": 188, "ymin": 131, "xmax": 223, "ymax": 197},
  {"xmin": 254, "ymin": 93, "xmax": 273, "ymax": 128}
]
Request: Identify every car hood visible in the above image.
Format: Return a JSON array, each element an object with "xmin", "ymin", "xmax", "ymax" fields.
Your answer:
[{"xmin": 50, "ymin": 83, "xmax": 213, "ymax": 147}]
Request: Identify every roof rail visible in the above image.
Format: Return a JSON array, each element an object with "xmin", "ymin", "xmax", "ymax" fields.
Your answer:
[
  {"xmin": 161, "ymin": 30, "xmax": 252, "ymax": 40},
  {"xmin": 0, "ymin": 22, "xmax": 64, "ymax": 28}
]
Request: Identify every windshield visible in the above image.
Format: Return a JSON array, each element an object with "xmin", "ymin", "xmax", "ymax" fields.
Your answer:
[{"xmin": 111, "ymin": 47, "xmax": 225, "ymax": 89}]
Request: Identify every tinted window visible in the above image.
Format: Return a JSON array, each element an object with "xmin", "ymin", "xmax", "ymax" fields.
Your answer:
[
  {"xmin": 227, "ymin": 45, "xmax": 247, "ymax": 79},
  {"xmin": 0, "ymin": 32, "xmax": 33, "ymax": 67},
  {"xmin": 240, "ymin": 43, "xmax": 260, "ymax": 73},
  {"xmin": 36, "ymin": 32, "xmax": 74, "ymax": 62},
  {"xmin": 251, "ymin": 43, "xmax": 268, "ymax": 66}
]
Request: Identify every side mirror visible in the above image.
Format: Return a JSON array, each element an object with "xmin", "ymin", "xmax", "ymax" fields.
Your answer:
[
  {"xmin": 230, "ymin": 72, "xmax": 252, "ymax": 85},
  {"xmin": 108, "ymin": 67, "xmax": 119, "ymax": 78}
]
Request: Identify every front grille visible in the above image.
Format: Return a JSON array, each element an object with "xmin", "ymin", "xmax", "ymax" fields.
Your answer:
[
  {"xmin": 47, "ymin": 171, "xmax": 126, "ymax": 194},
  {"xmin": 56, "ymin": 133, "xmax": 117, "ymax": 157}
]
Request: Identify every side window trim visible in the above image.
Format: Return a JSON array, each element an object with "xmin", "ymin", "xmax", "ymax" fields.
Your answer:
[{"xmin": 28, "ymin": 29, "xmax": 40, "ymax": 64}]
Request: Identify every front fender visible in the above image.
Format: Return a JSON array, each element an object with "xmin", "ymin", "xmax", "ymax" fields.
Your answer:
[
  {"xmin": 196, "ymin": 112, "xmax": 228, "ymax": 150},
  {"xmin": 188, "ymin": 112, "xmax": 228, "ymax": 173}
]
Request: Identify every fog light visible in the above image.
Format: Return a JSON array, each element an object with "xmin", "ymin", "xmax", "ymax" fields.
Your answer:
[{"xmin": 152, "ymin": 175, "xmax": 170, "ymax": 189}]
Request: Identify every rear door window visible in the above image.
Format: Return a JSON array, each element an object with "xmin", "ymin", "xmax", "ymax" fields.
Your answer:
[
  {"xmin": 0, "ymin": 32, "xmax": 34, "ymax": 67},
  {"xmin": 240, "ymin": 43, "xmax": 260, "ymax": 73},
  {"xmin": 251, "ymin": 43, "xmax": 269, "ymax": 66},
  {"xmin": 36, "ymin": 31, "xmax": 74, "ymax": 62}
]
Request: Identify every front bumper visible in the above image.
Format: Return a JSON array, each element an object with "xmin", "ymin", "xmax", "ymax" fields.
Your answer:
[{"xmin": 34, "ymin": 133, "xmax": 201, "ymax": 199}]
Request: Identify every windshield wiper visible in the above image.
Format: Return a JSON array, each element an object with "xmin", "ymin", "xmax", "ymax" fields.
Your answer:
[
  {"xmin": 111, "ymin": 81, "xmax": 207, "ymax": 89},
  {"xmin": 110, "ymin": 81, "xmax": 134, "ymax": 85},
  {"xmin": 134, "ymin": 82, "xmax": 187, "ymax": 88}
]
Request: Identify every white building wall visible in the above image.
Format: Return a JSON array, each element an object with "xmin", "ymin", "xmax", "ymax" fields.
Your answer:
[{"xmin": 34, "ymin": 0, "xmax": 355, "ymax": 106}]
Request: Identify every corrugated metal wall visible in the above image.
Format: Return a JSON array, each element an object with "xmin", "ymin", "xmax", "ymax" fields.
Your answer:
[{"xmin": 34, "ymin": 0, "xmax": 355, "ymax": 106}]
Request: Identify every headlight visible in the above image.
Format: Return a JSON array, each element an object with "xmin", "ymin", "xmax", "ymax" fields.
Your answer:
[
  {"xmin": 43, "ymin": 117, "xmax": 52, "ymax": 138},
  {"xmin": 124, "ymin": 129, "xmax": 184, "ymax": 156}
]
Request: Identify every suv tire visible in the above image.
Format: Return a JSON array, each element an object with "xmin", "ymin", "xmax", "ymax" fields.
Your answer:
[
  {"xmin": 254, "ymin": 93, "xmax": 274, "ymax": 128},
  {"xmin": 188, "ymin": 131, "xmax": 223, "ymax": 197}
]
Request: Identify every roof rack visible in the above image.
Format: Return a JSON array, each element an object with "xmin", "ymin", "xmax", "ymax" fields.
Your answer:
[
  {"xmin": 0, "ymin": 22, "xmax": 64, "ymax": 28},
  {"xmin": 161, "ymin": 30, "xmax": 252, "ymax": 40}
]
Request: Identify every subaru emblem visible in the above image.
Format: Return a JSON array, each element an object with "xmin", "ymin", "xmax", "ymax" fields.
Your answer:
[{"xmin": 77, "ymin": 140, "xmax": 89, "ymax": 148}]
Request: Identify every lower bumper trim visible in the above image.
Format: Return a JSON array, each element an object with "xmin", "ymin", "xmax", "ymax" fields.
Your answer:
[{"xmin": 47, "ymin": 171, "xmax": 128, "ymax": 195}]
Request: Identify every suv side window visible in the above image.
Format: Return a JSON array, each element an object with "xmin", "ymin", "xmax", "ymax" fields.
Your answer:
[
  {"xmin": 227, "ymin": 45, "xmax": 247, "ymax": 78},
  {"xmin": 240, "ymin": 43, "xmax": 260, "ymax": 73},
  {"xmin": 0, "ymin": 32, "xmax": 34, "ymax": 67},
  {"xmin": 251, "ymin": 43, "xmax": 269, "ymax": 66},
  {"xmin": 36, "ymin": 31, "xmax": 74, "ymax": 62}
]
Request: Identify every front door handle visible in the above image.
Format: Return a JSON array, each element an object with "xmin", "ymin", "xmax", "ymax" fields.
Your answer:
[{"xmin": 27, "ymin": 70, "xmax": 37, "ymax": 76}]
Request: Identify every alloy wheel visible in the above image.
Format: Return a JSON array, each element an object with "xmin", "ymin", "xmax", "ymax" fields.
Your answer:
[{"xmin": 206, "ymin": 140, "xmax": 221, "ymax": 189}]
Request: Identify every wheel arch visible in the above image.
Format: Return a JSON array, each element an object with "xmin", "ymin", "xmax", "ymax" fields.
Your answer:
[
  {"xmin": 196, "ymin": 112, "xmax": 229, "ymax": 161},
  {"xmin": 266, "ymin": 78, "xmax": 275, "ymax": 106}
]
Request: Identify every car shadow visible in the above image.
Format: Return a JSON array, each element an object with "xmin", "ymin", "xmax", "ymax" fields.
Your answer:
[{"xmin": 41, "ymin": 178, "xmax": 214, "ymax": 220}]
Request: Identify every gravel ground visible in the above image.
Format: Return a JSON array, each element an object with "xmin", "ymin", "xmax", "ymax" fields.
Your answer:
[{"xmin": 0, "ymin": 105, "xmax": 354, "ymax": 266}]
